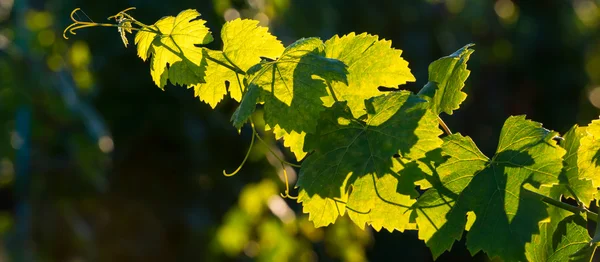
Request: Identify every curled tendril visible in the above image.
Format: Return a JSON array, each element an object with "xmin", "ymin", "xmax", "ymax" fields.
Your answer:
[
  {"xmin": 279, "ymin": 162, "xmax": 298, "ymax": 199},
  {"xmin": 248, "ymin": 120, "xmax": 301, "ymax": 199},
  {"xmin": 107, "ymin": 7, "xmax": 137, "ymax": 22},
  {"xmin": 63, "ymin": 7, "xmax": 140, "ymax": 40},
  {"xmin": 223, "ymin": 127, "xmax": 256, "ymax": 177}
]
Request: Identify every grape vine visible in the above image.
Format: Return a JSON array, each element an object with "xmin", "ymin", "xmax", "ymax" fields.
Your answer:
[{"xmin": 64, "ymin": 8, "xmax": 600, "ymax": 261}]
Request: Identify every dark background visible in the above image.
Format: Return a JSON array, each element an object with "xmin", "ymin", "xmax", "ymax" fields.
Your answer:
[{"xmin": 0, "ymin": 0, "xmax": 599, "ymax": 261}]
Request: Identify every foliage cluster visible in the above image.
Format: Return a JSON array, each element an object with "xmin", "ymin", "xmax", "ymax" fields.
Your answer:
[{"xmin": 65, "ymin": 8, "xmax": 600, "ymax": 261}]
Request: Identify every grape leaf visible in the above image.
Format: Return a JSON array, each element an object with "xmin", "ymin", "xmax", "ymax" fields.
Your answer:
[
  {"xmin": 323, "ymin": 33, "xmax": 416, "ymax": 118},
  {"xmin": 134, "ymin": 9, "xmax": 213, "ymax": 88},
  {"xmin": 231, "ymin": 85, "xmax": 260, "ymax": 128},
  {"xmin": 557, "ymin": 125, "xmax": 596, "ymax": 205},
  {"xmin": 578, "ymin": 119, "xmax": 600, "ymax": 189},
  {"xmin": 525, "ymin": 187, "xmax": 594, "ymax": 262},
  {"xmin": 297, "ymin": 91, "xmax": 443, "ymax": 231},
  {"xmin": 418, "ymin": 44, "xmax": 474, "ymax": 115},
  {"xmin": 412, "ymin": 116, "xmax": 566, "ymax": 261},
  {"xmin": 193, "ymin": 19, "xmax": 285, "ymax": 108},
  {"xmin": 231, "ymin": 37, "xmax": 348, "ymax": 160},
  {"xmin": 411, "ymin": 133, "xmax": 488, "ymax": 259}
]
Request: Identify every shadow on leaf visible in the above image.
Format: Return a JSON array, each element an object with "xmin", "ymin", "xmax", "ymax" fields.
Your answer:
[{"xmin": 297, "ymin": 91, "xmax": 443, "ymax": 231}]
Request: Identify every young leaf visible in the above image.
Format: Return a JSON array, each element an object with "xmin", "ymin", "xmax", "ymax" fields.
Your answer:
[
  {"xmin": 418, "ymin": 44, "xmax": 474, "ymax": 116},
  {"xmin": 134, "ymin": 9, "xmax": 213, "ymax": 88},
  {"xmin": 323, "ymin": 33, "xmax": 416, "ymax": 118},
  {"xmin": 231, "ymin": 37, "xmax": 348, "ymax": 160},
  {"xmin": 194, "ymin": 19, "xmax": 285, "ymax": 108},
  {"xmin": 557, "ymin": 125, "xmax": 596, "ymax": 205},
  {"xmin": 578, "ymin": 119, "xmax": 600, "ymax": 189},
  {"xmin": 297, "ymin": 91, "xmax": 443, "ymax": 231},
  {"xmin": 412, "ymin": 116, "xmax": 566, "ymax": 261}
]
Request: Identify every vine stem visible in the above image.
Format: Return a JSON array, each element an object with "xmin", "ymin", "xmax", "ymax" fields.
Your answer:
[
  {"xmin": 523, "ymin": 188, "xmax": 598, "ymax": 222},
  {"xmin": 438, "ymin": 116, "xmax": 452, "ymax": 135}
]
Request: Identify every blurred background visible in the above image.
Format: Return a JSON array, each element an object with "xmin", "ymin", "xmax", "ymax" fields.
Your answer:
[{"xmin": 0, "ymin": 0, "xmax": 599, "ymax": 261}]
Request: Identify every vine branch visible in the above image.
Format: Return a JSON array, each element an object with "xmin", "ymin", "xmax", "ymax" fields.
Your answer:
[{"xmin": 524, "ymin": 188, "xmax": 598, "ymax": 222}]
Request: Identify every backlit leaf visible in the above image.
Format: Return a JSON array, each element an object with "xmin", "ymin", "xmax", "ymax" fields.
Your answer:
[
  {"xmin": 578, "ymin": 119, "xmax": 600, "ymax": 189},
  {"xmin": 297, "ymin": 91, "xmax": 443, "ymax": 231},
  {"xmin": 194, "ymin": 19, "xmax": 285, "ymax": 108},
  {"xmin": 231, "ymin": 37, "xmax": 348, "ymax": 160},
  {"xmin": 525, "ymin": 187, "xmax": 595, "ymax": 262},
  {"xmin": 323, "ymin": 33, "xmax": 416, "ymax": 118},
  {"xmin": 412, "ymin": 116, "xmax": 565, "ymax": 261},
  {"xmin": 418, "ymin": 44, "xmax": 474, "ymax": 115},
  {"xmin": 134, "ymin": 9, "xmax": 213, "ymax": 88},
  {"xmin": 557, "ymin": 125, "xmax": 596, "ymax": 205}
]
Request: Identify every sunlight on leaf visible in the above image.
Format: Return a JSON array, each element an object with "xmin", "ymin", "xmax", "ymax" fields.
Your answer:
[
  {"xmin": 297, "ymin": 91, "xmax": 442, "ymax": 231},
  {"xmin": 418, "ymin": 44, "xmax": 474, "ymax": 116},
  {"xmin": 323, "ymin": 33, "xmax": 416, "ymax": 118},
  {"xmin": 412, "ymin": 116, "xmax": 565, "ymax": 261},
  {"xmin": 556, "ymin": 125, "xmax": 596, "ymax": 205},
  {"xmin": 525, "ymin": 187, "xmax": 595, "ymax": 262},
  {"xmin": 232, "ymin": 37, "xmax": 347, "ymax": 160},
  {"xmin": 134, "ymin": 9, "xmax": 213, "ymax": 88},
  {"xmin": 578, "ymin": 119, "xmax": 600, "ymax": 189},
  {"xmin": 194, "ymin": 19, "xmax": 284, "ymax": 108}
]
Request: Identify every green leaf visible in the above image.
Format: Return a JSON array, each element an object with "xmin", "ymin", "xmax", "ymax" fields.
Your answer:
[
  {"xmin": 411, "ymin": 133, "xmax": 488, "ymax": 259},
  {"xmin": 557, "ymin": 125, "xmax": 596, "ymax": 205},
  {"xmin": 525, "ymin": 187, "xmax": 595, "ymax": 262},
  {"xmin": 412, "ymin": 116, "xmax": 566, "ymax": 261},
  {"xmin": 578, "ymin": 119, "xmax": 600, "ymax": 189},
  {"xmin": 297, "ymin": 91, "xmax": 443, "ymax": 231},
  {"xmin": 231, "ymin": 85, "xmax": 260, "ymax": 128},
  {"xmin": 418, "ymin": 44, "xmax": 474, "ymax": 115},
  {"xmin": 194, "ymin": 19, "xmax": 285, "ymax": 108},
  {"xmin": 323, "ymin": 33, "xmax": 416, "ymax": 118},
  {"xmin": 134, "ymin": 9, "xmax": 213, "ymax": 88},
  {"xmin": 231, "ymin": 37, "xmax": 348, "ymax": 160}
]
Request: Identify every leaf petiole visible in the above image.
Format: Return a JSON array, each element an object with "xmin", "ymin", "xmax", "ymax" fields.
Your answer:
[{"xmin": 438, "ymin": 116, "xmax": 452, "ymax": 135}]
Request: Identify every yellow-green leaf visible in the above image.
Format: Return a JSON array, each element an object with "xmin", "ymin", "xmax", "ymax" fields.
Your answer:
[
  {"xmin": 231, "ymin": 37, "xmax": 348, "ymax": 160},
  {"xmin": 134, "ymin": 9, "xmax": 213, "ymax": 88},
  {"xmin": 578, "ymin": 119, "xmax": 600, "ymax": 189},
  {"xmin": 323, "ymin": 33, "xmax": 416, "ymax": 118},
  {"xmin": 297, "ymin": 91, "xmax": 443, "ymax": 231},
  {"xmin": 194, "ymin": 19, "xmax": 284, "ymax": 108}
]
